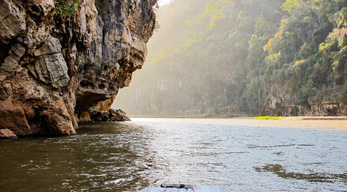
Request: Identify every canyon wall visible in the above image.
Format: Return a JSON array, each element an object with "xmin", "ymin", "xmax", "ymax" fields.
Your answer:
[{"xmin": 0, "ymin": 0, "xmax": 156, "ymax": 138}]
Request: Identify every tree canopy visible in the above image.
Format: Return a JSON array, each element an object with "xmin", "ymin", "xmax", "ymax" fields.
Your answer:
[{"xmin": 114, "ymin": 0, "xmax": 347, "ymax": 116}]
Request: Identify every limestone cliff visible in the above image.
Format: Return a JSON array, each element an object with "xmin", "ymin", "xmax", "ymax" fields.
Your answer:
[
  {"xmin": 266, "ymin": 84, "xmax": 347, "ymax": 116},
  {"xmin": 76, "ymin": 0, "xmax": 156, "ymax": 122},
  {"xmin": 0, "ymin": 0, "xmax": 157, "ymax": 138}
]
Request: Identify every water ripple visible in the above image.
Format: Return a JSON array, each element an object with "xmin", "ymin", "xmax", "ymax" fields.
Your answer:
[{"xmin": 0, "ymin": 119, "xmax": 346, "ymax": 191}]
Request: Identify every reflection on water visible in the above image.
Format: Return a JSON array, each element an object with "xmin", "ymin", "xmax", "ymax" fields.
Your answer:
[
  {"xmin": 0, "ymin": 118, "xmax": 346, "ymax": 191},
  {"xmin": 254, "ymin": 164, "xmax": 347, "ymax": 183}
]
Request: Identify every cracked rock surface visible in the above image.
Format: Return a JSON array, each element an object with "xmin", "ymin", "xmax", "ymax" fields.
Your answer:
[
  {"xmin": 0, "ymin": 0, "xmax": 156, "ymax": 138},
  {"xmin": 76, "ymin": 0, "xmax": 156, "ymax": 120}
]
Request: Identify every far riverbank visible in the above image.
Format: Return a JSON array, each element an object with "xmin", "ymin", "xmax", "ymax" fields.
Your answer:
[{"xmin": 131, "ymin": 117, "xmax": 347, "ymax": 131}]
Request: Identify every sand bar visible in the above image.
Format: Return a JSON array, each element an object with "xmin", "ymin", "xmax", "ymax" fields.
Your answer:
[{"xmin": 143, "ymin": 118, "xmax": 347, "ymax": 131}]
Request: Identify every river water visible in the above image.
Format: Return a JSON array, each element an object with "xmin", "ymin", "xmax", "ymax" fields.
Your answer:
[{"xmin": 0, "ymin": 118, "xmax": 346, "ymax": 191}]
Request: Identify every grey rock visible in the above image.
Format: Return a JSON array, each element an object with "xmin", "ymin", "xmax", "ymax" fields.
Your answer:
[
  {"xmin": 10, "ymin": 43, "xmax": 26, "ymax": 57},
  {"xmin": 1, "ymin": 43, "xmax": 26, "ymax": 72},
  {"xmin": 0, "ymin": 0, "xmax": 26, "ymax": 44},
  {"xmin": 44, "ymin": 53, "xmax": 70, "ymax": 88},
  {"xmin": 76, "ymin": 0, "xmax": 156, "ymax": 118},
  {"xmin": 34, "ymin": 36, "xmax": 62, "ymax": 56},
  {"xmin": 2, "ymin": 54, "xmax": 20, "ymax": 72},
  {"xmin": 32, "ymin": 36, "xmax": 70, "ymax": 88}
]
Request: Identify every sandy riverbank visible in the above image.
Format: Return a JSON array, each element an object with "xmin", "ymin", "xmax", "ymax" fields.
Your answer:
[{"xmin": 133, "ymin": 118, "xmax": 347, "ymax": 131}]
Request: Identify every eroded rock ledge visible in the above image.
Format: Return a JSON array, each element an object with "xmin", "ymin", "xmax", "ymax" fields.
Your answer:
[{"xmin": 0, "ymin": 0, "xmax": 157, "ymax": 138}]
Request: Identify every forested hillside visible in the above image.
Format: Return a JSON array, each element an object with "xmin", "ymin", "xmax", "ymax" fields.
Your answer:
[{"xmin": 114, "ymin": 0, "xmax": 347, "ymax": 117}]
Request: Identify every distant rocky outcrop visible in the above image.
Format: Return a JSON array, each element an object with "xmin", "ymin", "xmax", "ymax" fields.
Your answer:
[
  {"xmin": 266, "ymin": 84, "xmax": 347, "ymax": 116},
  {"xmin": 0, "ymin": 0, "xmax": 156, "ymax": 138}
]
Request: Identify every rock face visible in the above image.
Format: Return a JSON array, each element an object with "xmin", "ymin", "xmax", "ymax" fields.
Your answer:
[
  {"xmin": 265, "ymin": 84, "xmax": 347, "ymax": 116},
  {"xmin": 88, "ymin": 109, "xmax": 131, "ymax": 122},
  {"xmin": 75, "ymin": 0, "xmax": 156, "ymax": 121},
  {"xmin": 0, "ymin": 129, "xmax": 17, "ymax": 139},
  {"xmin": 0, "ymin": 0, "xmax": 156, "ymax": 138}
]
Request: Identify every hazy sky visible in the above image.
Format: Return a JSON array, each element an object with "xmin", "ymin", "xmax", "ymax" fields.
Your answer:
[{"xmin": 158, "ymin": 0, "xmax": 173, "ymax": 6}]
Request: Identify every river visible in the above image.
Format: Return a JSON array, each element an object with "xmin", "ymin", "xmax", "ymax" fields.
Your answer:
[{"xmin": 0, "ymin": 118, "xmax": 346, "ymax": 191}]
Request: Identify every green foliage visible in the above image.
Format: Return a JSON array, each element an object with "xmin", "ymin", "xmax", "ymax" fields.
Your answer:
[
  {"xmin": 312, "ymin": 23, "xmax": 334, "ymax": 46},
  {"xmin": 56, "ymin": 0, "xmax": 80, "ymax": 18},
  {"xmin": 255, "ymin": 17, "xmax": 275, "ymax": 36},
  {"xmin": 299, "ymin": 43, "xmax": 312, "ymax": 58},
  {"xmin": 341, "ymin": 34, "xmax": 347, "ymax": 47},
  {"xmin": 255, "ymin": 116, "xmax": 281, "ymax": 120},
  {"xmin": 339, "ymin": 7, "xmax": 347, "ymax": 27},
  {"xmin": 281, "ymin": 0, "xmax": 299, "ymax": 14},
  {"xmin": 115, "ymin": 0, "xmax": 347, "ymax": 117},
  {"xmin": 320, "ymin": 40, "xmax": 339, "ymax": 54}
]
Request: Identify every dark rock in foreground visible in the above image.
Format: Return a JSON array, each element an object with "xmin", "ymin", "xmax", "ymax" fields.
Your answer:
[{"xmin": 0, "ymin": 0, "xmax": 156, "ymax": 138}]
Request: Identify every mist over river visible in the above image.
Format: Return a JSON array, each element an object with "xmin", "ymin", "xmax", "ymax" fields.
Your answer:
[{"xmin": 1, "ymin": 118, "xmax": 346, "ymax": 191}]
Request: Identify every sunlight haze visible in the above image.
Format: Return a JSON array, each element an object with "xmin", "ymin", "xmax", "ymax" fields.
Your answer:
[
  {"xmin": 1, "ymin": 0, "xmax": 347, "ymax": 191},
  {"xmin": 158, "ymin": 0, "xmax": 172, "ymax": 6}
]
